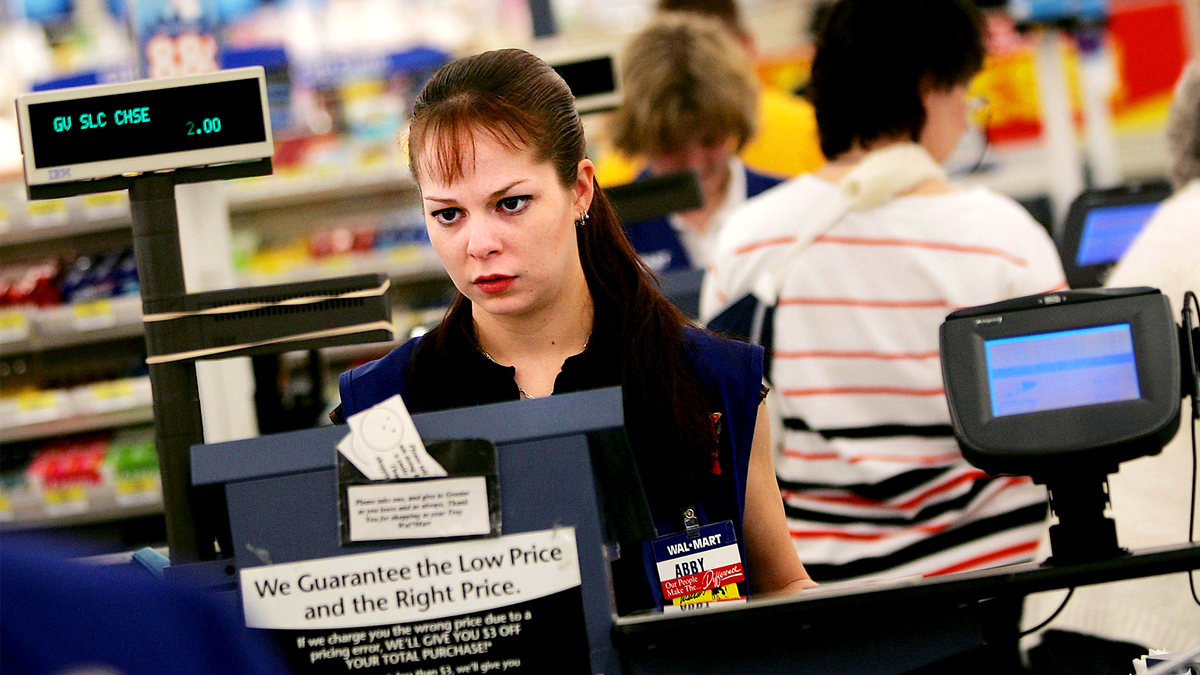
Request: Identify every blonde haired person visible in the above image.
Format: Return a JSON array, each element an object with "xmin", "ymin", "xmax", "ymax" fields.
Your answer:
[
  {"xmin": 594, "ymin": 0, "xmax": 825, "ymax": 187},
  {"xmin": 609, "ymin": 12, "xmax": 785, "ymax": 273}
]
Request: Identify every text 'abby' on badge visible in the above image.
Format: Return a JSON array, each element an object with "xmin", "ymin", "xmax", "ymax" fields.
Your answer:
[
  {"xmin": 652, "ymin": 520, "xmax": 745, "ymax": 606},
  {"xmin": 339, "ymin": 395, "xmax": 447, "ymax": 481}
]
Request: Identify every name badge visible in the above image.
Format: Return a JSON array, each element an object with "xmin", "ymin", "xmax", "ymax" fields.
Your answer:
[{"xmin": 651, "ymin": 520, "xmax": 744, "ymax": 606}]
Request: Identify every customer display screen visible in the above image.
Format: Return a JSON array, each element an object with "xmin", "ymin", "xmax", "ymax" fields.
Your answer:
[
  {"xmin": 26, "ymin": 77, "xmax": 267, "ymax": 169},
  {"xmin": 1074, "ymin": 202, "xmax": 1160, "ymax": 266},
  {"xmin": 552, "ymin": 56, "xmax": 616, "ymax": 99},
  {"xmin": 984, "ymin": 323, "xmax": 1141, "ymax": 417}
]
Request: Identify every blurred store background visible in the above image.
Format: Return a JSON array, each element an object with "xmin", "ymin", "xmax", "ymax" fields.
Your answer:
[{"xmin": 0, "ymin": 0, "xmax": 1195, "ymax": 552}]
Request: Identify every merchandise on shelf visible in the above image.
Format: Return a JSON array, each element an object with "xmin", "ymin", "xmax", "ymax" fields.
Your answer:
[
  {"xmin": 236, "ymin": 205, "xmax": 432, "ymax": 283},
  {"xmin": 105, "ymin": 426, "xmax": 161, "ymax": 506},
  {"xmin": 26, "ymin": 434, "xmax": 108, "ymax": 492},
  {"xmin": 0, "ymin": 259, "xmax": 61, "ymax": 308},
  {"xmin": 60, "ymin": 247, "xmax": 140, "ymax": 304},
  {"xmin": 0, "ymin": 442, "xmax": 38, "ymax": 521},
  {"xmin": 0, "ymin": 425, "xmax": 161, "ymax": 522},
  {"xmin": 0, "ymin": 472, "xmax": 20, "ymax": 521}
]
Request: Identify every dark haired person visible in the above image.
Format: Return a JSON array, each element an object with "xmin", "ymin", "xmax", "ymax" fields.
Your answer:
[
  {"xmin": 336, "ymin": 48, "xmax": 815, "ymax": 613},
  {"xmin": 703, "ymin": 0, "xmax": 1067, "ymax": 584},
  {"xmin": 610, "ymin": 12, "xmax": 783, "ymax": 273}
]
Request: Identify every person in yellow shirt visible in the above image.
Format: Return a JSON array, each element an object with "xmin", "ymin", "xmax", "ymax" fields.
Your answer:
[{"xmin": 595, "ymin": 0, "xmax": 824, "ymax": 186}]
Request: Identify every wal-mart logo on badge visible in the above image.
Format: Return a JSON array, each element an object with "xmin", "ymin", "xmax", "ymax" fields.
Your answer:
[{"xmin": 652, "ymin": 520, "xmax": 745, "ymax": 604}]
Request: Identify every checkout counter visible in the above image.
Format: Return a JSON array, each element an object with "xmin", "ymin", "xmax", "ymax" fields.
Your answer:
[{"xmin": 14, "ymin": 70, "xmax": 1200, "ymax": 675}]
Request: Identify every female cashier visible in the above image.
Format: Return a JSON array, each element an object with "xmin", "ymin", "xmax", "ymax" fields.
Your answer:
[{"xmin": 335, "ymin": 48, "xmax": 815, "ymax": 612}]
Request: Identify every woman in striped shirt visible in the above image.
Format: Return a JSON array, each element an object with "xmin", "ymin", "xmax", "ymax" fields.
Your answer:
[{"xmin": 702, "ymin": 0, "xmax": 1068, "ymax": 584}]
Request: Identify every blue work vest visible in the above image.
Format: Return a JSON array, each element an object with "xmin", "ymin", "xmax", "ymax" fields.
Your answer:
[{"xmin": 338, "ymin": 327, "xmax": 765, "ymax": 607}]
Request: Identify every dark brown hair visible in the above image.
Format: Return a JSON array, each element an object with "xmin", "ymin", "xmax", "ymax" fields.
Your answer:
[
  {"xmin": 406, "ymin": 48, "xmax": 715, "ymax": 509},
  {"xmin": 811, "ymin": 0, "xmax": 985, "ymax": 160}
]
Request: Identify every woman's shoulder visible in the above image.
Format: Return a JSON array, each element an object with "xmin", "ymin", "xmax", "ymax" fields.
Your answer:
[
  {"xmin": 718, "ymin": 174, "xmax": 834, "ymax": 250},
  {"xmin": 889, "ymin": 185, "xmax": 1054, "ymax": 246},
  {"xmin": 338, "ymin": 335, "xmax": 425, "ymax": 417},
  {"xmin": 683, "ymin": 327, "xmax": 765, "ymax": 388}
]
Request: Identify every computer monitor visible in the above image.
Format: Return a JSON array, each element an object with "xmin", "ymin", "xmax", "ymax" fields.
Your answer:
[
  {"xmin": 1057, "ymin": 183, "xmax": 1172, "ymax": 288},
  {"xmin": 941, "ymin": 287, "xmax": 1184, "ymax": 562},
  {"xmin": 941, "ymin": 287, "xmax": 1180, "ymax": 476},
  {"xmin": 548, "ymin": 52, "xmax": 621, "ymax": 115}
]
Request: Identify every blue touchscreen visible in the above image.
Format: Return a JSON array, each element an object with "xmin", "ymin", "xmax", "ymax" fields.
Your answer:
[
  {"xmin": 1075, "ymin": 202, "xmax": 1160, "ymax": 266},
  {"xmin": 985, "ymin": 324, "xmax": 1140, "ymax": 417}
]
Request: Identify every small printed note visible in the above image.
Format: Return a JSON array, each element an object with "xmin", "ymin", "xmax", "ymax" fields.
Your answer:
[{"xmin": 346, "ymin": 476, "xmax": 490, "ymax": 541}]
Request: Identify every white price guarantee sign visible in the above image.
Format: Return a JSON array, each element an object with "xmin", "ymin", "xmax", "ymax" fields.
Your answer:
[{"xmin": 241, "ymin": 528, "xmax": 580, "ymax": 631}]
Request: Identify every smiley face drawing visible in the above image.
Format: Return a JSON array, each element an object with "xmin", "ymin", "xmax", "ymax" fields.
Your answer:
[{"xmin": 354, "ymin": 407, "xmax": 405, "ymax": 461}]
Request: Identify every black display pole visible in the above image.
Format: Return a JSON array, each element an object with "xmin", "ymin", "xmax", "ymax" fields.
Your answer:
[
  {"xmin": 32, "ymin": 157, "xmax": 368, "ymax": 564},
  {"xmin": 128, "ymin": 173, "xmax": 212, "ymax": 563}
]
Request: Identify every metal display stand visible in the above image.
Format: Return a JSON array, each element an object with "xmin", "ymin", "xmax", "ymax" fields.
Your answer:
[
  {"xmin": 129, "ymin": 172, "xmax": 212, "ymax": 563},
  {"xmin": 38, "ymin": 164, "xmax": 395, "ymax": 564},
  {"xmin": 187, "ymin": 387, "xmax": 629, "ymax": 675}
]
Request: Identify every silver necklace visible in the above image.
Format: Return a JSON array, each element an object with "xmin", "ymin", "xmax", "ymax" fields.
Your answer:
[
  {"xmin": 478, "ymin": 347, "xmax": 536, "ymax": 399},
  {"xmin": 478, "ymin": 336, "xmax": 590, "ymax": 401}
]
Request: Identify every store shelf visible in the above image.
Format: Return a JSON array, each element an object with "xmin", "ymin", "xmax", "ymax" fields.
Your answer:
[
  {"xmin": 0, "ymin": 164, "xmax": 414, "ymax": 248},
  {"xmin": 236, "ymin": 246, "xmax": 447, "ymax": 288},
  {"xmin": 0, "ymin": 213, "xmax": 131, "ymax": 247},
  {"xmin": 0, "ymin": 295, "xmax": 145, "ymax": 357},
  {"xmin": 0, "ymin": 189, "xmax": 132, "ymax": 249},
  {"xmin": 227, "ymin": 164, "xmax": 417, "ymax": 213},
  {"xmin": 0, "ymin": 405, "xmax": 155, "ymax": 445},
  {"xmin": 0, "ymin": 483, "xmax": 162, "ymax": 532}
]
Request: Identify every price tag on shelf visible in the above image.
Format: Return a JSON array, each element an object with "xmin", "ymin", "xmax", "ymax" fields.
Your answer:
[
  {"xmin": 14, "ymin": 390, "xmax": 64, "ymax": 425},
  {"xmin": 0, "ymin": 204, "xmax": 10, "ymax": 233},
  {"xmin": 311, "ymin": 163, "xmax": 342, "ymax": 179},
  {"xmin": 0, "ymin": 310, "xmax": 31, "ymax": 344},
  {"xmin": 82, "ymin": 193, "xmax": 128, "ymax": 220},
  {"xmin": 43, "ymin": 485, "xmax": 89, "ymax": 517},
  {"xmin": 0, "ymin": 491, "xmax": 13, "ymax": 522},
  {"xmin": 385, "ymin": 246, "xmax": 424, "ymax": 263},
  {"xmin": 88, "ymin": 379, "xmax": 137, "ymax": 413},
  {"xmin": 26, "ymin": 199, "xmax": 70, "ymax": 228},
  {"xmin": 115, "ymin": 474, "xmax": 161, "ymax": 507},
  {"xmin": 72, "ymin": 299, "xmax": 118, "ymax": 331},
  {"xmin": 318, "ymin": 255, "xmax": 355, "ymax": 273},
  {"xmin": 92, "ymin": 379, "xmax": 135, "ymax": 401}
]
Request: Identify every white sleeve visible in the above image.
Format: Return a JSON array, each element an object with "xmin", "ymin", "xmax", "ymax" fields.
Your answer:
[
  {"xmin": 993, "ymin": 199, "xmax": 1069, "ymax": 297},
  {"xmin": 1012, "ymin": 230, "xmax": 1068, "ymax": 296}
]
